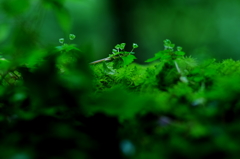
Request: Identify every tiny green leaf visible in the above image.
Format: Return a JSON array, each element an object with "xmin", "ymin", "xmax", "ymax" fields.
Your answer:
[
  {"xmin": 145, "ymin": 51, "xmax": 163, "ymax": 62},
  {"xmin": 120, "ymin": 43, "xmax": 126, "ymax": 50},
  {"xmin": 115, "ymin": 44, "xmax": 120, "ymax": 49},
  {"xmin": 175, "ymin": 51, "xmax": 185, "ymax": 56},
  {"xmin": 59, "ymin": 38, "xmax": 64, "ymax": 44},
  {"xmin": 69, "ymin": 34, "xmax": 76, "ymax": 40},
  {"xmin": 177, "ymin": 46, "xmax": 182, "ymax": 51},
  {"xmin": 133, "ymin": 43, "xmax": 138, "ymax": 49},
  {"xmin": 122, "ymin": 55, "xmax": 137, "ymax": 66},
  {"xmin": 164, "ymin": 39, "xmax": 171, "ymax": 44}
]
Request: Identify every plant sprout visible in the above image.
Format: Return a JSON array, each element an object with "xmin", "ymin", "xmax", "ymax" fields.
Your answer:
[
  {"xmin": 59, "ymin": 38, "xmax": 64, "ymax": 44},
  {"xmin": 69, "ymin": 34, "xmax": 76, "ymax": 40}
]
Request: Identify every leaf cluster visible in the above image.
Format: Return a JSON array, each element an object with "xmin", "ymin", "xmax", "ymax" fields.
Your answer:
[{"xmin": 109, "ymin": 43, "xmax": 138, "ymax": 67}]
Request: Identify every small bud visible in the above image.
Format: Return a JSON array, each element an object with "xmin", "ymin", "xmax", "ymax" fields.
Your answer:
[
  {"xmin": 177, "ymin": 46, "xmax": 182, "ymax": 51},
  {"xmin": 115, "ymin": 44, "xmax": 120, "ymax": 49},
  {"xmin": 120, "ymin": 43, "xmax": 126, "ymax": 50},
  {"xmin": 164, "ymin": 39, "xmax": 171, "ymax": 44},
  {"xmin": 59, "ymin": 38, "xmax": 64, "ymax": 44},
  {"xmin": 132, "ymin": 43, "xmax": 138, "ymax": 49},
  {"xmin": 69, "ymin": 34, "xmax": 76, "ymax": 40}
]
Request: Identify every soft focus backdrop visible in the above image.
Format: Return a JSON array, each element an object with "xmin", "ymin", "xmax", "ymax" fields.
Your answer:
[{"xmin": 1, "ymin": 0, "xmax": 240, "ymax": 62}]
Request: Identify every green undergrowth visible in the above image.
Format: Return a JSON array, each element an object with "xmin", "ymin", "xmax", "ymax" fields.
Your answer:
[
  {"xmin": 90, "ymin": 40, "xmax": 240, "ymax": 120},
  {"xmin": 1, "ymin": 36, "xmax": 240, "ymax": 158},
  {"xmin": 89, "ymin": 40, "xmax": 240, "ymax": 158}
]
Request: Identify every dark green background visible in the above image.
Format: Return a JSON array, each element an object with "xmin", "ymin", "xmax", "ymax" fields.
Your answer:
[{"xmin": 1, "ymin": 0, "xmax": 240, "ymax": 62}]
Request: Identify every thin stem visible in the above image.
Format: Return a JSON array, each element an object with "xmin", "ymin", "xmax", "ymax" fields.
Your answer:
[
  {"xmin": 89, "ymin": 52, "xmax": 133, "ymax": 65},
  {"xmin": 89, "ymin": 57, "xmax": 112, "ymax": 65},
  {"xmin": 174, "ymin": 60, "xmax": 181, "ymax": 74}
]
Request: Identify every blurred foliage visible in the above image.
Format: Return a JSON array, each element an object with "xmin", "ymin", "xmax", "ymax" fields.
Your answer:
[
  {"xmin": 1, "ymin": 0, "xmax": 240, "ymax": 159},
  {"xmin": 2, "ymin": 0, "xmax": 240, "ymax": 62}
]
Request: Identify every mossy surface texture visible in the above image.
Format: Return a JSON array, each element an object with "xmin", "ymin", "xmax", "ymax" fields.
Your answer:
[{"xmin": 1, "ymin": 38, "xmax": 240, "ymax": 159}]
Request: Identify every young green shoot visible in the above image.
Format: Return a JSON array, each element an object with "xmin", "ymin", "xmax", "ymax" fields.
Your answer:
[{"xmin": 90, "ymin": 43, "xmax": 138, "ymax": 66}]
